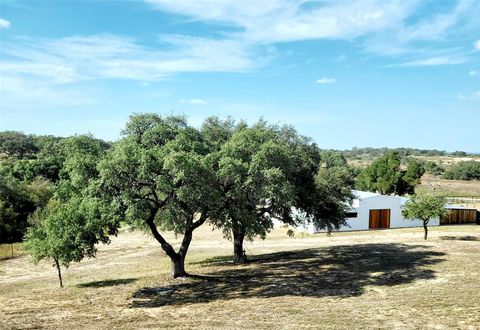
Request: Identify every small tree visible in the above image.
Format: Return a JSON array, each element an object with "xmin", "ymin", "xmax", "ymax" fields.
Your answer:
[
  {"xmin": 24, "ymin": 198, "xmax": 113, "ymax": 287},
  {"xmin": 23, "ymin": 135, "xmax": 116, "ymax": 287},
  {"xmin": 402, "ymin": 193, "xmax": 448, "ymax": 240}
]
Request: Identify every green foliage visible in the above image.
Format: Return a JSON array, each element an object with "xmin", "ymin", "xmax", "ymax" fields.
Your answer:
[
  {"xmin": 355, "ymin": 152, "xmax": 424, "ymax": 195},
  {"xmin": 402, "ymin": 193, "xmax": 449, "ymax": 239},
  {"xmin": 24, "ymin": 198, "xmax": 113, "ymax": 266},
  {"xmin": 99, "ymin": 114, "xmax": 219, "ymax": 233},
  {"xmin": 310, "ymin": 152, "xmax": 355, "ymax": 231},
  {"xmin": 443, "ymin": 161, "xmax": 480, "ymax": 181},
  {"xmin": 402, "ymin": 193, "xmax": 448, "ymax": 222},
  {"xmin": 341, "ymin": 147, "xmax": 476, "ymax": 159},
  {"xmin": 0, "ymin": 176, "xmax": 35, "ymax": 243},
  {"xmin": 24, "ymin": 195, "xmax": 116, "ymax": 286},
  {"xmin": 424, "ymin": 161, "xmax": 445, "ymax": 176},
  {"xmin": 0, "ymin": 131, "xmax": 38, "ymax": 158},
  {"xmin": 208, "ymin": 123, "xmax": 354, "ymax": 244},
  {"xmin": 0, "ymin": 174, "xmax": 53, "ymax": 244},
  {"xmin": 23, "ymin": 135, "xmax": 116, "ymax": 285}
]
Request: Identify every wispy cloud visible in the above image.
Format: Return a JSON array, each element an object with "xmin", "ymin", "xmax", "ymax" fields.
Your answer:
[
  {"xmin": 458, "ymin": 90, "xmax": 480, "ymax": 101},
  {"xmin": 395, "ymin": 55, "xmax": 467, "ymax": 67},
  {"xmin": 469, "ymin": 70, "xmax": 478, "ymax": 76},
  {"xmin": 316, "ymin": 77, "xmax": 336, "ymax": 84},
  {"xmin": 180, "ymin": 98, "xmax": 208, "ymax": 105},
  {"xmin": 0, "ymin": 18, "xmax": 10, "ymax": 29},
  {"xmin": 146, "ymin": 0, "xmax": 480, "ymax": 67},
  {"xmin": 0, "ymin": 34, "xmax": 261, "ymax": 84}
]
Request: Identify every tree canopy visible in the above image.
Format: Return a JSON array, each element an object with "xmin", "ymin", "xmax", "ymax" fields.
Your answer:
[
  {"xmin": 443, "ymin": 161, "xmax": 480, "ymax": 181},
  {"xmin": 402, "ymin": 193, "xmax": 448, "ymax": 240},
  {"xmin": 355, "ymin": 151, "xmax": 424, "ymax": 195},
  {"xmin": 23, "ymin": 135, "xmax": 116, "ymax": 286},
  {"xmin": 98, "ymin": 114, "xmax": 221, "ymax": 277}
]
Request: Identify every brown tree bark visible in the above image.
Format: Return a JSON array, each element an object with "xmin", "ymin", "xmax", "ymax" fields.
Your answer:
[
  {"xmin": 54, "ymin": 257, "xmax": 63, "ymax": 288},
  {"xmin": 423, "ymin": 221, "xmax": 428, "ymax": 240},
  {"xmin": 146, "ymin": 208, "xmax": 207, "ymax": 278},
  {"xmin": 232, "ymin": 227, "xmax": 247, "ymax": 264}
]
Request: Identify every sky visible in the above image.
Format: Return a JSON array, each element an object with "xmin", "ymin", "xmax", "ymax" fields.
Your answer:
[{"xmin": 0, "ymin": 0, "xmax": 479, "ymax": 152}]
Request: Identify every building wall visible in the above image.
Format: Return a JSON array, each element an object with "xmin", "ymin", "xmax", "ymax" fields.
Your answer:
[
  {"xmin": 312, "ymin": 195, "xmax": 439, "ymax": 233},
  {"xmin": 274, "ymin": 193, "xmax": 442, "ymax": 234}
]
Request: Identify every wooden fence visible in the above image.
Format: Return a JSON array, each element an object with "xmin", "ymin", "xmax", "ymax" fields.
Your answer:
[
  {"xmin": 0, "ymin": 243, "xmax": 24, "ymax": 261},
  {"xmin": 440, "ymin": 209, "xmax": 477, "ymax": 225}
]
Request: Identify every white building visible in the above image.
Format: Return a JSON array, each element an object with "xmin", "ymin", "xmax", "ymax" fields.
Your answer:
[{"xmin": 293, "ymin": 190, "xmax": 440, "ymax": 234}]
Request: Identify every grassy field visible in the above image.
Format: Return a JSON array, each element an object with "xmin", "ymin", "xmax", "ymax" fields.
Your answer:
[
  {"xmin": 417, "ymin": 174, "xmax": 480, "ymax": 200},
  {"xmin": 1, "ymin": 225, "xmax": 480, "ymax": 329}
]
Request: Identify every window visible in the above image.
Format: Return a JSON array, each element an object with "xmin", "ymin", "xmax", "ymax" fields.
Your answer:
[{"xmin": 345, "ymin": 212, "xmax": 358, "ymax": 218}]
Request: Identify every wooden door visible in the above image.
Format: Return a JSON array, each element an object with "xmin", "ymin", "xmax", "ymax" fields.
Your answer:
[{"xmin": 369, "ymin": 209, "xmax": 390, "ymax": 229}]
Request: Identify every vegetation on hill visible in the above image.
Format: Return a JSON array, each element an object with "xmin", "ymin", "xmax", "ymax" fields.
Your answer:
[
  {"xmin": 341, "ymin": 147, "xmax": 478, "ymax": 159},
  {"xmin": 442, "ymin": 161, "xmax": 480, "ymax": 181},
  {"xmin": 355, "ymin": 151, "xmax": 424, "ymax": 195},
  {"xmin": 0, "ymin": 133, "xmax": 110, "ymax": 245}
]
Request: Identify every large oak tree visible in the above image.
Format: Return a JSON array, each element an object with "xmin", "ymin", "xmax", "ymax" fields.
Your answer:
[{"xmin": 98, "ymin": 114, "xmax": 221, "ymax": 277}]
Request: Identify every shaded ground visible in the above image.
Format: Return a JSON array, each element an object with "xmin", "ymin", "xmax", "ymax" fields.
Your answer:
[
  {"xmin": 132, "ymin": 244, "xmax": 444, "ymax": 307},
  {"xmin": 1, "ymin": 225, "xmax": 480, "ymax": 329}
]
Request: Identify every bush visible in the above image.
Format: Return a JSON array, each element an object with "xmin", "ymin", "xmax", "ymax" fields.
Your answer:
[{"xmin": 443, "ymin": 161, "xmax": 480, "ymax": 181}]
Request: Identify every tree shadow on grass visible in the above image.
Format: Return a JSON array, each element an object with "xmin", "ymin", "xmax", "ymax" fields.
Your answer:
[
  {"xmin": 130, "ymin": 243, "xmax": 445, "ymax": 308},
  {"xmin": 440, "ymin": 235, "xmax": 479, "ymax": 241},
  {"xmin": 77, "ymin": 278, "xmax": 137, "ymax": 288}
]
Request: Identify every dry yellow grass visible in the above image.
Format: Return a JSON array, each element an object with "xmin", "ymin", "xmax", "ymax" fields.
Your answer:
[
  {"xmin": 417, "ymin": 174, "xmax": 480, "ymax": 198},
  {"xmin": 1, "ymin": 225, "xmax": 480, "ymax": 329}
]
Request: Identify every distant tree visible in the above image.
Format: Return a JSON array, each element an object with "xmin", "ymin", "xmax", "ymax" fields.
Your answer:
[
  {"xmin": 0, "ymin": 131, "xmax": 38, "ymax": 158},
  {"xmin": 443, "ymin": 161, "xmax": 480, "ymax": 181},
  {"xmin": 0, "ymin": 175, "xmax": 36, "ymax": 243},
  {"xmin": 402, "ymin": 193, "xmax": 448, "ymax": 240},
  {"xmin": 356, "ymin": 151, "xmax": 403, "ymax": 194},
  {"xmin": 452, "ymin": 151, "xmax": 467, "ymax": 157},
  {"xmin": 355, "ymin": 151, "xmax": 423, "ymax": 195},
  {"xmin": 400, "ymin": 158, "xmax": 425, "ymax": 194},
  {"xmin": 98, "ymin": 114, "xmax": 220, "ymax": 277},
  {"xmin": 424, "ymin": 161, "xmax": 445, "ymax": 176}
]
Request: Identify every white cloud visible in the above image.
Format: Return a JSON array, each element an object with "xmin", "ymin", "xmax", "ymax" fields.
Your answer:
[
  {"xmin": 0, "ymin": 18, "xmax": 10, "ymax": 29},
  {"xmin": 146, "ymin": 0, "xmax": 480, "ymax": 67},
  {"xmin": 180, "ymin": 98, "xmax": 208, "ymax": 105},
  {"xmin": 316, "ymin": 77, "xmax": 336, "ymax": 84},
  {"xmin": 0, "ymin": 34, "xmax": 260, "ymax": 84},
  {"xmin": 458, "ymin": 91, "xmax": 480, "ymax": 101},
  {"xmin": 146, "ymin": 0, "xmax": 416, "ymax": 43},
  {"xmin": 475, "ymin": 39, "xmax": 480, "ymax": 50},
  {"xmin": 469, "ymin": 70, "xmax": 478, "ymax": 76},
  {"xmin": 394, "ymin": 55, "xmax": 466, "ymax": 67}
]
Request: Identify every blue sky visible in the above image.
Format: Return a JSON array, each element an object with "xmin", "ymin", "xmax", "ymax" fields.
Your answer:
[{"xmin": 0, "ymin": 0, "xmax": 479, "ymax": 152}]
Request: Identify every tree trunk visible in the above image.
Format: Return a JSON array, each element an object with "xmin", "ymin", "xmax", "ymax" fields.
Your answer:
[
  {"xmin": 423, "ymin": 222, "xmax": 428, "ymax": 240},
  {"xmin": 171, "ymin": 253, "xmax": 188, "ymax": 278},
  {"xmin": 145, "ymin": 209, "xmax": 208, "ymax": 279},
  {"xmin": 232, "ymin": 228, "xmax": 247, "ymax": 264},
  {"xmin": 54, "ymin": 257, "xmax": 63, "ymax": 288}
]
